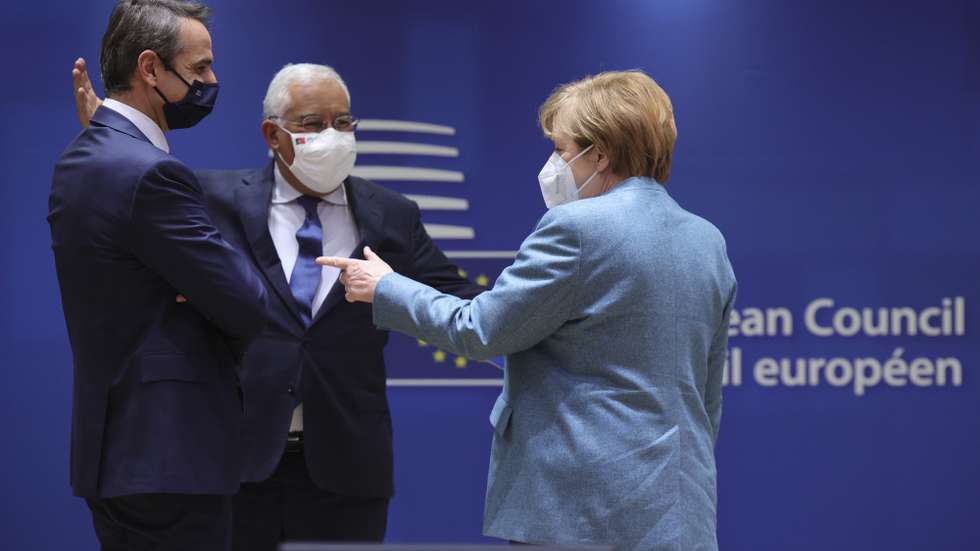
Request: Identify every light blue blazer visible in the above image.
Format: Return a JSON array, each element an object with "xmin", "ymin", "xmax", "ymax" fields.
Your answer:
[{"xmin": 374, "ymin": 177, "xmax": 736, "ymax": 551}]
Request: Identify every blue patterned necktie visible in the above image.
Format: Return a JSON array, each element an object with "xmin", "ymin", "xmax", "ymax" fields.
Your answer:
[{"xmin": 289, "ymin": 195, "xmax": 323, "ymax": 326}]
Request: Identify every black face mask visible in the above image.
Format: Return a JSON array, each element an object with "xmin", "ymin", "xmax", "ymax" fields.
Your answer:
[{"xmin": 153, "ymin": 61, "xmax": 219, "ymax": 130}]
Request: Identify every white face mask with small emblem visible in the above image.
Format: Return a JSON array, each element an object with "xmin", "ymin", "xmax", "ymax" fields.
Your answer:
[
  {"xmin": 537, "ymin": 144, "xmax": 598, "ymax": 209},
  {"xmin": 279, "ymin": 127, "xmax": 357, "ymax": 195}
]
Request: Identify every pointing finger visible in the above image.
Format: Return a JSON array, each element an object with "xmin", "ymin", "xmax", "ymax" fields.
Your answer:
[{"xmin": 317, "ymin": 256, "xmax": 353, "ymax": 269}]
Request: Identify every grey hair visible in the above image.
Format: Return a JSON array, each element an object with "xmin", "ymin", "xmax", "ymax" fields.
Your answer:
[
  {"xmin": 100, "ymin": 0, "xmax": 211, "ymax": 96},
  {"xmin": 262, "ymin": 63, "xmax": 351, "ymax": 119}
]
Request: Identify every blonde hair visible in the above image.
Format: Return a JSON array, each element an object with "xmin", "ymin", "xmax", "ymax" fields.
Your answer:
[{"xmin": 539, "ymin": 70, "xmax": 677, "ymax": 183}]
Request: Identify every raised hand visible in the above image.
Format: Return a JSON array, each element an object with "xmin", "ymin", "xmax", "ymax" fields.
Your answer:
[{"xmin": 72, "ymin": 57, "xmax": 102, "ymax": 128}]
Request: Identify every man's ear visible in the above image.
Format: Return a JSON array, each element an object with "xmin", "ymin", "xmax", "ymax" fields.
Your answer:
[
  {"xmin": 263, "ymin": 119, "xmax": 295, "ymax": 165},
  {"xmin": 261, "ymin": 119, "xmax": 280, "ymax": 150},
  {"xmin": 135, "ymin": 50, "xmax": 162, "ymax": 88}
]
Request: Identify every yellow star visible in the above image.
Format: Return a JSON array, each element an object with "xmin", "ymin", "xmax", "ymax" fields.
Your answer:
[
  {"xmin": 476, "ymin": 274, "xmax": 489, "ymax": 287},
  {"xmin": 417, "ymin": 339, "xmax": 428, "ymax": 347},
  {"xmin": 454, "ymin": 356, "xmax": 467, "ymax": 369},
  {"xmin": 457, "ymin": 269, "xmax": 468, "ymax": 278},
  {"xmin": 433, "ymin": 350, "xmax": 446, "ymax": 363}
]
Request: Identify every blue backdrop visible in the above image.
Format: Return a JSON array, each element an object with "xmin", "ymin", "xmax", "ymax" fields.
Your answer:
[{"xmin": 2, "ymin": 0, "xmax": 978, "ymax": 549}]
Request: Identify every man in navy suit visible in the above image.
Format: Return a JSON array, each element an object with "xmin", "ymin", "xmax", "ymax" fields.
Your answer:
[
  {"xmin": 200, "ymin": 64, "xmax": 484, "ymax": 548},
  {"xmin": 50, "ymin": 1, "xmax": 268, "ymax": 549},
  {"xmin": 71, "ymin": 60, "xmax": 484, "ymax": 547}
]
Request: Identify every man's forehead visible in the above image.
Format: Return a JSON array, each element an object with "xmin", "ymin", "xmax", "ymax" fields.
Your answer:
[
  {"xmin": 286, "ymin": 80, "xmax": 350, "ymax": 114},
  {"xmin": 175, "ymin": 18, "xmax": 213, "ymax": 59}
]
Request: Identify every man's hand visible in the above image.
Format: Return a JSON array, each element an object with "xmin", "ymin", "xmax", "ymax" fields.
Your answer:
[
  {"xmin": 72, "ymin": 57, "xmax": 102, "ymax": 128},
  {"xmin": 316, "ymin": 246, "xmax": 393, "ymax": 303}
]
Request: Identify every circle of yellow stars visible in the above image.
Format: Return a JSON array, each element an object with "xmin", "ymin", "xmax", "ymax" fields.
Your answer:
[{"xmin": 415, "ymin": 269, "xmax": 492, "ymax": 369}]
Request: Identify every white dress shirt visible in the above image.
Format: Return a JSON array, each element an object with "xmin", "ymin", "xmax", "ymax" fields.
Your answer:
[
  {"xmin": 102, "ymin": 98, "xmax": 170, "ymax": 153},
  {"xmin": 269, "ymin": 163, "xmax": 359, "ymax": 432}
]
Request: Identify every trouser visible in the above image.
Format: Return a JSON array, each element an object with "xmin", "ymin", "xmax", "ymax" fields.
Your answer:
[
  {"xmin": 231, "ymin": 441, "xmax": 389, "ymax": 551},
  {"xmin": 86, "ymin": 492, "xmax": 232, "ymax": 551}
]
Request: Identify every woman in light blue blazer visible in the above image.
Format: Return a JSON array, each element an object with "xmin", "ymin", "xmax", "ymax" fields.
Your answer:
[{"xmin": 321, "ymin": 70, "xmax": 737, "ymax": 551}]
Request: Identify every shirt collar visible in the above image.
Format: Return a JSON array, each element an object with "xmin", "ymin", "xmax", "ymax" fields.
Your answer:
[
  {"xmin": 102, "ymin": 98, "xmax": 170, "ymax": 153},
  {"xmin": 271, "ymin": 162, "xmax": 349, "ymax": 206}
]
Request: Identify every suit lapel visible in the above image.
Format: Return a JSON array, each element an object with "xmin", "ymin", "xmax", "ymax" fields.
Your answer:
[
  {"xmin": 236, "ymin": 163, "xmax": 307, "ymax": 333},
  {"xmin": 311, "ymin": 177, "xmax": 384, "ymax": 325}
]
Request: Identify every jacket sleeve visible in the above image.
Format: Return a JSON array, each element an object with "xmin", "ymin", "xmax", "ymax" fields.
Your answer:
[
  {"xmin": 406, "ymin": 202, "xmax": 485, "ymax": 300},
  {"xmin": 706, "ymin": 279, "xmax": 737, "ymax": 444},
  {"xmin": 128, "ymin": 158, "xmax": 268, "ymax": 340},
  {"xmin": 373, "ymin": 209, "xmax": 580, "ymax": 360}
]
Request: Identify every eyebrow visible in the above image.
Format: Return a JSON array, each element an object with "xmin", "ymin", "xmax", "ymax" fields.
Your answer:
[
  {"xmin": 187, "ymin": 57, "xmax": 213, "ymax": 69},
  {"xmin": 297, "ymin": 111, "xmax": 352, "ymax": 119}
]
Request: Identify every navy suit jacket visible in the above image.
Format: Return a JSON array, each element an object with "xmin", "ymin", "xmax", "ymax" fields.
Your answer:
[
  {"xmin": 197, "ymin": 163, "xmax": 482, "ymax": 498},
  {"xmin": 48, "ymin": 106, "xmax": 268, "ymax": 498}
]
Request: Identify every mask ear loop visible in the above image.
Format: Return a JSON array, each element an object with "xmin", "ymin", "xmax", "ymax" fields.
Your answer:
[
  {"xmin": 264, "ymin": 121, "xmax": 293, "ymax": 163},
  {"xmin": 565, "ymin": 143, "xmax": 594, "ymax": 166},
  {"xmin": 152, "ymin": 86, "xmax": 172, "ymax": 105},
  {"xmin": 150, "ymin": 52, "xmax": 193, "ymax": 105},
  {"xmin": 569, "ymin": 144, "xmax": 599, "ymax": 194},
  {"xmin": 575, "ymin": 169, "xmax": 600, "ymax": 195}
]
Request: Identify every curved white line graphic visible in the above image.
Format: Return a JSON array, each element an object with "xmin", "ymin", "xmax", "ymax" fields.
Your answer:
[
  {"xmin": 424, "ymin": 224, "xmax": 475, "ymax": 239},
  {"xmin": 357, "ymin": 119, "xmax": 456, "ymax": 135},
  {"xmin": 356, "ymin": 141, "xmax": 459, "ymax": 157},
  {"xmin": 443, "ymin": 250, "xmax": 519, "ymax": 259},
  {"xmin": 387, "ymin": 379, "xmax": 503, "ymax": 387},
  {"xmin": 404, "ymin": 194, "xmax": 469, "ymax": 211},
  {"xmin": 351, "ymin": 166, "xmax": 464, "ymax": 182}
]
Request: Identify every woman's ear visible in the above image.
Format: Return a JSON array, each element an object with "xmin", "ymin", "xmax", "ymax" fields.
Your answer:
[{"xmin": 593, "ymin": 147, "xmax": 611, "ymax": 173}]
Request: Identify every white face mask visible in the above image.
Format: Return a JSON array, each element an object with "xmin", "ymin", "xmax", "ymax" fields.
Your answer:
[
  {"xmin": 537, "ymin": 144, "xmax": 598, "ymax": 209},
  {"xmin": 279, "ymin": 127, "xmax": 357, "ymax": 194}
]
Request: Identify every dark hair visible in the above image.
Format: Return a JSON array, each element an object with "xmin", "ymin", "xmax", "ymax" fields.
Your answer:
[{"xmin": 99, "ymin": 0, "xmax": 211, "ymax": 95}]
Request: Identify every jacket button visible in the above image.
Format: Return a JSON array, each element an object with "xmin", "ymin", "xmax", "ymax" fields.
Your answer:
[{"xmin": 287, "ymin": 385, "xmax": 295, "ymax": 395}]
